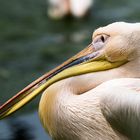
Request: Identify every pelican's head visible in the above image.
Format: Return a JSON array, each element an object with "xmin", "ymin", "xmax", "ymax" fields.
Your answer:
[
  {"xmin": 0, "ymin": 22, "xmax": 140, "ymax": 138},
  {"xmin": 93, "ymin": 22, "xmax": 140, "ymax": 62}
]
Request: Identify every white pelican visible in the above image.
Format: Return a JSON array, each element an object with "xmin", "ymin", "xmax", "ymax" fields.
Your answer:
[
  {"xmin": 0, "ymin": 22, "xmax": 140, "ymax": 140},
  {"xmin": 47, "ymin": 0, "xmax": 93, "ymax": 19}
]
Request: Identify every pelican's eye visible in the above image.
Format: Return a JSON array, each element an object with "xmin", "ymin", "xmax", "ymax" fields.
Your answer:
[{"xmin": 92, "ymin": 34, "xmax": 109, "ymax": 51}]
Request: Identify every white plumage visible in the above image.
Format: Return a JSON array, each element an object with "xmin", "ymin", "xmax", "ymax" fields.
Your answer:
[{"xmin": 47, "ymin": 0, "xmax": 93, "ymax": 19}]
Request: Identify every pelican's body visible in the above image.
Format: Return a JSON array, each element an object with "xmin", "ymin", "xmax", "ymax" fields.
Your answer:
[
  {"xmin": 47, "ymin": 0, "xmax": 93, "ymax": 19},
  {"xmin": 39, "ymin": 62, "xmax": 140, "ymax": 139},
  {"xmin": 0, "ymin": 22, "xmax": 140, "ymax": 140},
  {"xmin": 40, "ymin": 78, "xmax": 140, "ymax": 140}
]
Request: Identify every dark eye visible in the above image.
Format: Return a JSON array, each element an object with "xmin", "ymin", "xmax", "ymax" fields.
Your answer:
[{"xmin": 101, "ymin": 35, "xmax": 105, "ymax": 42}]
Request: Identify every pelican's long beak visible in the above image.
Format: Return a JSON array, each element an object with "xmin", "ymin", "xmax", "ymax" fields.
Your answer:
[{"xmin": 0, "ymin": 44, "xmax": 127, "ymax": 119}]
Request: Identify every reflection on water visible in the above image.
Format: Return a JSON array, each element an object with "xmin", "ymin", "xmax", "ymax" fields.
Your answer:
[
  {"xmin": 0, "ymin": 112, "xmax": 51, "ymax": 140},
  {"xmin": 8, "ymin": 120, "xmax": 35, "ymax": 140},
  {"xmin": 0, "ymin": 0, "xmax": 140, "ymax": 139}
]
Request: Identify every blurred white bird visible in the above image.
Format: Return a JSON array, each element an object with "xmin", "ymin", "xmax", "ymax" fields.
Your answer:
[{"xmin": 47, "ymin": 0, "xmax": 93, "ymax": 19}]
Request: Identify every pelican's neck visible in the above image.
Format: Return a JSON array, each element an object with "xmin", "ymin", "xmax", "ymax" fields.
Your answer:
[
  {"xmin": 39, "ymin": 79, "xmax": 123, "ymax": 140},
  {"xmin": 122, "ymin": 58, "xmax": 140, "ymax": 78}
]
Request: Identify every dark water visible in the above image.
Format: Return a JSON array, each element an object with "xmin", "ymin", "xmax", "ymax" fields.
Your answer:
[
  {"xmin": 0, "ymin": 112, "xmax": 50, "ymax": 140},
  {"xmin": 0, "ymin": 0, "xmax": 140, "ymax": 139}
]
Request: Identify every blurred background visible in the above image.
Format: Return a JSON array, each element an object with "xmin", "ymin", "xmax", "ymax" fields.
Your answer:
[{"xmin": 0, "ymin": 0, "xmax": 140, "ymax": 139}]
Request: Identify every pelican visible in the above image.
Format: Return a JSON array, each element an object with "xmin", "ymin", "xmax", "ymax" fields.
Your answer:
[
  {"xmin": 0, "ymin": 22, "xmax": 140, "ymax": 140},
  {"xmin": 47, "ymin": 0, "xmax": 93, "ymax": 19}
]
